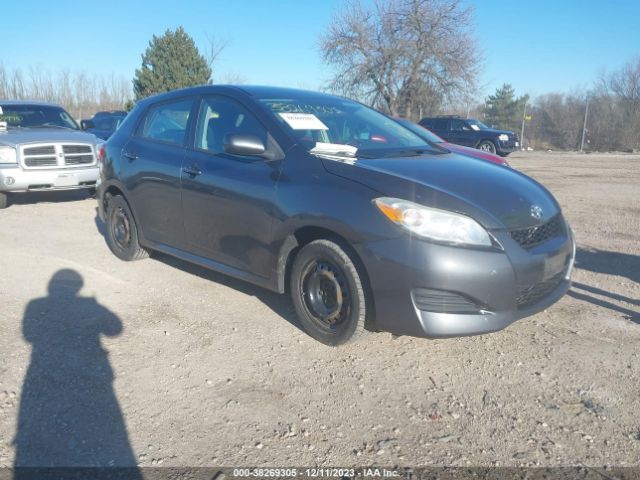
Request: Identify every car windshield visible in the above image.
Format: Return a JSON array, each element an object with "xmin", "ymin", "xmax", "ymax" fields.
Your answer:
[
  {"xmin": 259, "ymin": 96, "xmax": 439, "ymax": 158},
  {"xmin": 0, "ymin": 104, "xmax": 79, "ymax": 130},
  {"xmin": 467, "ymin": 119, "xmax": 489, "ymax": 130}
]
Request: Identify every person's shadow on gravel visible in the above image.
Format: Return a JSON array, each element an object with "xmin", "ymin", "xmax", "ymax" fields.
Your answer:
[{"xmin": 13, "ymin": 269, "xmax": 141, "ymax": 478}]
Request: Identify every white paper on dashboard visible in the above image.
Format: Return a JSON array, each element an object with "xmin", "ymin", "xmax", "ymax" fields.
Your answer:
[
  {"xmin": 278, "ymin": 113, "xmax": 328, "ymax": 130},
  {"xmin": 0, "ymin": 121, "xmax": 6, "ymax": 130}
]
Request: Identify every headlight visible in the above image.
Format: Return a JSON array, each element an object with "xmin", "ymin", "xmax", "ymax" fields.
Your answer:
[
  {"xmin": 374, "ymin": 197, "xmax": 492, "ymax": 246},
  {"xmin": 498, "ymin": 134, "xmax": 509, "ymax": 142},
  {"xmin": 0, "ymin": 146, "xmax": 17, "ymax": 165}
]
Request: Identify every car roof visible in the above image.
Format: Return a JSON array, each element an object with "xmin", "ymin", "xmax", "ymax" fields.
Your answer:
[
  {"xmin": 0, "ymin": 99, "xmax": 62, "ymax": 107},
  {"xmin": 135, "ymin": 84, "xmax": 345, "ymax": 107}
]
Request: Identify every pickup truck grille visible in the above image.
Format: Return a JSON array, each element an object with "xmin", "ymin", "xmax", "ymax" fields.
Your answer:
[{"xmin": 20, "ymin": 143, "xmax": 95, "ymax": 169}]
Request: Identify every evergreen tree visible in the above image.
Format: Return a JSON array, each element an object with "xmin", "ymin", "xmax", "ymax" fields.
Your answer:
[
  {"xmin": 484, "ymin": 84, "xmax": 529, "ymax": 132},
  {"xmin": 133, "ymin": 27, "xmax": 211, "ymax": 100}
]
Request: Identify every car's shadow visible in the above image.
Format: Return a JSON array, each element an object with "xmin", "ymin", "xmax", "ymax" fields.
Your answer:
[
  {"xmin": 7, "ymin": 189, "xmax": 94, "ymax": 207},
  {"xmin": 569, "ymin": 247, "xmax": 640, "ymax": 324},
  {"xmin": 94, "ymin": 211, "xmax": 303, "ymax": 333}
]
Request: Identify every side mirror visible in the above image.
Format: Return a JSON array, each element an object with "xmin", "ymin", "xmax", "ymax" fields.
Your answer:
[
  {"xmin": 224, "ymin": 134, "xmax": 266, "ymax": 156},
  {"xmin": 81, "ymin": 120, "xmax": 94, "ymax": 130}
]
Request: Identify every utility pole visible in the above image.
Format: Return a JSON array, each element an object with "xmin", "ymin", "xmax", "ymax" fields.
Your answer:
[
  {"xmin": 580, "ymin": 99, "xmax": 590, "ymax": 152},
  {"xmin": 520, "ymin": 102, "xmax": 527, "ymax": 151}
]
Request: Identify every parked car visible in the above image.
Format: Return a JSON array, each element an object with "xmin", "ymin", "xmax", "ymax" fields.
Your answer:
[
  {"xmin": 81, "ymin": 111, "xmax": 127, "ymax": 140},
  {"xmin": 98, "ymin": 86, "xmax": 574, "ymax": 346},
  {"xmin": 0, "ymin": 100, "xmax": 100, "ymax": 209},
  {"xmin": 394, "ymin": 118, "xmax": 509, "ymax": 166},
  {"xmin": 419, "ymin": 116, "xmax": 519, "ymax": 156}
]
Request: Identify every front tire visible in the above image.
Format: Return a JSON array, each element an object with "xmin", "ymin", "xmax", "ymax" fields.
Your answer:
[
  {"xmin": 105, "ymin": 195, "xmax": 149, "ymax": 261},
  {"xmin": 0, "ymin": 192, "xmax": 8, "ymax": 209},
  {"xmin": 477, "ymin": 140, "xmax": 497, "ymax": 154},
  {"xmin": 290, "ymin": 239, "xmax": 369, "ymax": 346}
]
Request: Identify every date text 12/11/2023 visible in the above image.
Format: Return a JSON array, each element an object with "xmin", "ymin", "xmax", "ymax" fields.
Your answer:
[{"xmin": 232, "ymin": 468, "xmax": 407, "ymax": 478}]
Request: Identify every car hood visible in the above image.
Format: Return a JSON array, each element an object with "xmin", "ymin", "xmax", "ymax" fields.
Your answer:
[
  {"xmin": 321, "ymin": 152, "xmax": 560, "ymax": 230},
  {"xmin": 442, "ymin": 142, "xmax": 507, "ymax": 165},
  {"xmin": 480, "ymin": 127, "xmax": 515, "ymax": 136},
  {"xmin": 0, "ymin": 128, "xmax": 99, "ymax": 147}
]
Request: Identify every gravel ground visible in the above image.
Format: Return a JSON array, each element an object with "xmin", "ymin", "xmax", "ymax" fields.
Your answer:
[{"xmin": 0, "ymin": 151, "xmax": 639, "ymax": 468}]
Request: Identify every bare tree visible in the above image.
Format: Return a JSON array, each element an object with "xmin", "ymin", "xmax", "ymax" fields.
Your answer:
[
  {"xmin": 203, "ymin": 33, "xmax": 229, "ymax": 83},
  {"xmin": 320, "ymin": 0, "xmax": 481, "ymax": 118}
]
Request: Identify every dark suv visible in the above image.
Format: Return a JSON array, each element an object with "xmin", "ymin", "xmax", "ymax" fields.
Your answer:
[
  {"xmin": 97, "ymin": 85, "xmax": 574, "ymax": 346},
  {"xmin": 419, "ymin": 116, "xmax": 519, "ymax": 157},
  {"xmin": 81, "ymin": 111, "xmax": 127, "ymax": 140}
]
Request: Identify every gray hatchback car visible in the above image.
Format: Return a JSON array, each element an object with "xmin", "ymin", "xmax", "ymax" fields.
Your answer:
[{"xmin": 98, "ymin": 85, "xmax": 575, "ymax": 346}]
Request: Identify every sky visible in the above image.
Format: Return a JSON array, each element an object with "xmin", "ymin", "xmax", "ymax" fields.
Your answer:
[{"xmin": 1, "ymin": 0, "xmax": 639, "ymax": 100}]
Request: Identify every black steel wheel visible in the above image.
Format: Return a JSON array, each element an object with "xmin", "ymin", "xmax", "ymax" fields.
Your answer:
[
  {"xmin": 291, "ymin": 239, "xmax": 369, "ymax": 346},
  {"xmin": 105, "ymin": 195, "xmax": 148, "ymax": 261}
]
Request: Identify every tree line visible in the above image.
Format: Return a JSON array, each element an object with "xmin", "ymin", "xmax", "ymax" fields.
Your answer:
[{"xmin": 0, "ymin": 65, "xmax": 131, "ymax": 121}]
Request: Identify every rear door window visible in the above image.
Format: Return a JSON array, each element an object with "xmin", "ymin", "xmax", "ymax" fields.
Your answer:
[
  {"xmin": 450, "ymin": 119, "xmax": 469, "ymax": 132},
  {"xmin": 138, "ymin": 98, "xmax": 194, "ymax": 146},
  {"xmin": 433, "ymin": 118, "xmax": 449, "ymax": 131}
]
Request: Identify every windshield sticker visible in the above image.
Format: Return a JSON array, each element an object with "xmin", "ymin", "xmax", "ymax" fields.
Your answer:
[{"xmin": 278, "ymin": 113, "xmax": 328, "ymax": 130}]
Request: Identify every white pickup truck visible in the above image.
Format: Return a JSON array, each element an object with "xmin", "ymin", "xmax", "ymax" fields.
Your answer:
[{"xmin": 0, "ymin": 100, "xmax": 100, "ymax": 209}]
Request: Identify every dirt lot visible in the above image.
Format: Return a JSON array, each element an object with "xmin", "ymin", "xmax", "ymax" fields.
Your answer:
[{"xmin": 1, "ymin": 151, "xmax": 639, "ymax": 468}]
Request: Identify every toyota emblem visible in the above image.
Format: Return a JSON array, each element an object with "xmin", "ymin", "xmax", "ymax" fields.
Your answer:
[{"xmin": 530, "ymin": 205, "xmax": 543, "ymax": 220}]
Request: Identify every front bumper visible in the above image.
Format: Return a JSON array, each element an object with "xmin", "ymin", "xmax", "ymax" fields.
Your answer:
[
  {"xmin": 496, "ymin": 137, "xmax": 520, "ymax": 154},
  {"xmin": 0, "ymin": 165, "xmax": 99, "ymax": 193},
  {"xmin": 355, "ymin": 224, "xmax": 575, "ymax": 338}
]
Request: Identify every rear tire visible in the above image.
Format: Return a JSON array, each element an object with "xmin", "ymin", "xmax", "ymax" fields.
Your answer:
[
  {"xmin": 105, "ymin": 195, "xmax": 149, "ymax": 261},
  {"xmin": 0, "ymin": 192, "xmax": 8, "ymax": 209},
  {"xmin": 477, "ymin": 140, "xmax": 497, "ymax": 154},
  {"xmin": 290, "ymin": 239, "xmax": 369, "ymax": 346}
]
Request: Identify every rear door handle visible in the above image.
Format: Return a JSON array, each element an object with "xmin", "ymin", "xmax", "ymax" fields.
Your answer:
[
  {"xmin": 122, "ymin": 150, "xmax": 138, "ymax": 160},
  {"xmin": 182, "ymin": 165, "xmax": 203, "ymax": 177}
]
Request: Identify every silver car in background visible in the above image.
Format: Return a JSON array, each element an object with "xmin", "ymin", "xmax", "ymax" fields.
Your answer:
[{"xmin": 0, "ymin": 101, "xmax": 100, "ymax": 209}]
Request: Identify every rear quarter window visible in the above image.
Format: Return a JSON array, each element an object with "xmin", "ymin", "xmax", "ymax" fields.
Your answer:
[{"xmin": 138, "ymin": 98, "xmax": 194, "ymax": 146}]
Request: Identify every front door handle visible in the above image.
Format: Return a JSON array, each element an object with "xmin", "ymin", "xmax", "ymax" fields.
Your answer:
[{"xmin": 182, "ymin": 165, "xmax": 203, "ymax": 177}]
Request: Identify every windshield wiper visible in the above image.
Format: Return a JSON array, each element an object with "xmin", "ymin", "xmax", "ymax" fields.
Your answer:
[
  {"xmin": 383, "ymin": 148, "xmax": 443, "ymax": 158},
  {"xmin": 30, "ymin": 124, "xmax": 76, "ymax": 130}
]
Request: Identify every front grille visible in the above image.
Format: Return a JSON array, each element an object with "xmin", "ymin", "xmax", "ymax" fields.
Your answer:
[
  {"xmin": 21, "ymin": 143, "xmax": 95, "ymax": 169},
  {"xmin": 24, "ymin": 157, "xmax": 57, "ymax": 167},
  {"xmin": 412, "ymin": 288, "xmax": 483, "ymax": 314},
  {"xmin": 516, "ymin": 272, "xmax": 565, "ymax": 309},
  {"xmin": 510, "ymin": 215, "xmax": 563, "ymax": 249}
]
